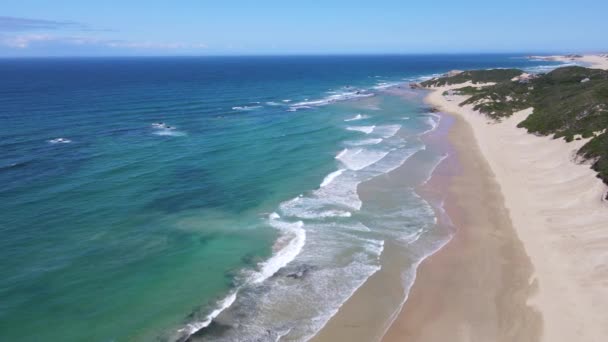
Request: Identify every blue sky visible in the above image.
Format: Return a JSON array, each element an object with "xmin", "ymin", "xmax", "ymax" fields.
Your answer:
[{"xmin": 1, "ymin": 0, "xmax": 607, "ymax": 56}]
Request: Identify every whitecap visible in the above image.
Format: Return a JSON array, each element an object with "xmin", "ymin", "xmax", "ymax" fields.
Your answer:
[
  {"xmin": 287, "ymin": 105, "xmax": 312, "ymax": 112},
  {"xmin": 288, "ymin": 90, "xmax": 374, "ymax": 111},
  {"xmin": 335, "ymin": 148, "xmax": 389, "ymax": 171},
  {"xmin": 151, "ymin": 122, "xmax": 173, "ymax": 129},
  {"xmin": 232, "ymin": 105, "xmax": 262, "ymax": 111},
  {"xmin": 151, "ymin": 122, "xmax": 185, "ymax": 136},
  {"xmin": 48, "ymin": 138, "xmax": 71, "ymax": 144},
  {"xmin": 177, "ymin": 292, "xmax": 238, "ymax": 335},
  {"xmin": 250, "ymin": 219, "xmax": 306, "ymax": 284},
  {"xmin": 335, "ymin": 148, "xmax": 348, "ymax": 159},
  {"xmin": 344, "ymin": 114, "xmax": 370, "ymax": 122},
  {"xmin": 346, "ymin": 125, "xmax": 375, "ymax": 134}
]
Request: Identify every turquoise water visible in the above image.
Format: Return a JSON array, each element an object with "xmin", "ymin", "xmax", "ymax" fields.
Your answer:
[{"xmin": 0, "ymin": 55, "xmax": 563, "ymax": 341}]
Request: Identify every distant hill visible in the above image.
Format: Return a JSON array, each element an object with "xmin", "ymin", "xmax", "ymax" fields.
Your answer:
[{"xmin": 420, "ymin": 69, "xmax": 524, "ymax": 87}]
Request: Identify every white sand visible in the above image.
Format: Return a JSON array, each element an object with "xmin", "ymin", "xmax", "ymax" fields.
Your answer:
[
  {"xmin": 426, "ymin": 79, "xmax": 608, "ymax": 342},
  {"xmin": 531, "ymin": 54, "xmax": 608, "ymax": 70},
  {"xmin": 578, "ymin": 55, "xmax": 608, "ymax": 69}
]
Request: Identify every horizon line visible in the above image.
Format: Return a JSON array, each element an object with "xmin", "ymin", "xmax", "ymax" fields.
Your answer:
[{"xmin": 0, "ymin": 51, "xmax": 603, "ymax": 59}]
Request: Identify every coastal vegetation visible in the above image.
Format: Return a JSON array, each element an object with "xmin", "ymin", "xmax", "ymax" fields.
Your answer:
[
  {"xmin": 422, "ymin": 66, "xmax": 608, "ymax": 185},
  {"xmin": 421, "ymin": 69, "xmax": 524, "ymax": 86}
]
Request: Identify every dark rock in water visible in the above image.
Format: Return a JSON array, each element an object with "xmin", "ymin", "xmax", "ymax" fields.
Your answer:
[
  {"xmin": 198, "ymin": 232, "xmax": 219, "ymax": 246},
  {"xmin": 409, "ymin": 82, "xmax": 423, "ymax": 89},
  {"xmin": 283, "ymin": 264, "xmax": 316, "ymax": 279},
  {"xmin": 420, "ymin": 106, "xmax": 440, "ymax": 113},
  {"xmin": 240, "ymin": 252, "xmax": 265, "ymax": 266}
]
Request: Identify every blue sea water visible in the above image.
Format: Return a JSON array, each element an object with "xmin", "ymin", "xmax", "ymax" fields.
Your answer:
[{"xmin": 0, "ymin": 55, "xmax": 563, "ymax": 341}]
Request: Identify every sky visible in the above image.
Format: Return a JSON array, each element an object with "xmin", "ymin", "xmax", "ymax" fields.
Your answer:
[{"xmin": 1, "ymin": 0, "xmax": 607, "ymax": 56}]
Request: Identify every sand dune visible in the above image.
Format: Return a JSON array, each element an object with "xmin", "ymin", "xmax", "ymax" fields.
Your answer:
[{"xmin": 422, "ymin": 84, "xmax": 608, "ymax": 341}]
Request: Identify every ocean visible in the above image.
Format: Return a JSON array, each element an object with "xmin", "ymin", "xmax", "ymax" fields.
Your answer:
[{"xmin": 0, "ymin": 55, "xmax": 563, "ymax": 341}]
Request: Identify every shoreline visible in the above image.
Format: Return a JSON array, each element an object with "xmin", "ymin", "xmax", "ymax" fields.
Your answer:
[
  {"xmin": 384, "ymin": 62, "xmax": 608, "ymax": 341},
  {"xmin": 309, "ymin": 95, "xmax": 456, "ymax": 342},
  {"xmin": 382, "ymin": 94, "xmax": 542, "ymax": 342}
]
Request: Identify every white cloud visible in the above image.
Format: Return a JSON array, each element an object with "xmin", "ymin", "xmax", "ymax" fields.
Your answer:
[
  {"xmin": 0, "ymin": 33, "xmax": 207, "ymax": 50},
  {"xmin": 0, "ymin": 34, "xmax": 54, "ymax": 48},
  {"xmin": 106, "ymin": 41, "xmax": 208, "ymax": 49}
]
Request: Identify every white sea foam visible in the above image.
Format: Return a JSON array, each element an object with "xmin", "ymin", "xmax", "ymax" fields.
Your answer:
[
  {"xmin": 250, "ymin": 219, "xmax": 306, "ymax": 284},
  {"xmin": 284, "ymin": 253, "xmax": 381, "ymax": 341},
  {"xmin": 345, "ymin": 138, "xmax": 383, "ymax": 146},
  {"xmin": 284, "ymin": 170, "xmax": 362, "ymax": 214},
  {"xmin": 266, "ymin": 101, "xmax": 282, "ymax": 106},
  {"xmin": 177, "ymin": 292, "xmax": 238, "ymax": 335},
  {"xmin": 202, "ymin": 247, "xmax": 383, "ymax": 341},
  {"xmin": 320, "ymin": 169, "xmax": 346, "ymax": 187},
  {"xmin": 151, "ymin": 122, "xmax": 185, "ymax": 136},
  {"xmin": 346, "ymin": 125, "xmax": 375, "ymax": 134},
  {"xmin": 344, "ymin": 114, "xmax": 369, "ymax": 122},
  {"xmin": 153, "ymin": 129, "xmax": 186, "ymax": 137},
  {"xmin": 335, "ymin": 148, "xmax": 348, "ymax": 160},
  {"xmin": 364, "ymin": 238, "xmax": 385, "ymax": 256},
  {"xmin": 299, "ymin": 209, "xmax": 352, "ymax": 219},
  {"xmin": 288, "ymin": 90, "xmax": 374, "ymax": 111},
  {"xmin": 151, "ymin": 122, "xmax": 173, "ymax": 129},
  {"xmin": 421, "ymin": 153, "xmax": 449, "ymax": 185},
  {"xmin": 420, "ymin": 113, "xmax": 441, "ymax": 136},
  {"xmin": 323, "ymin": 210, "xmax": 351, "ymax": 218},
  {"xmin": 48, "ymin": 138, "xmax": 71, "ymax": 144}
]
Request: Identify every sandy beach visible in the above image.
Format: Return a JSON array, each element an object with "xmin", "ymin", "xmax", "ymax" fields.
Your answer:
[
  {"xmin": 384, "ymin": 56, "xmax": 608, "ymax": 342},
  {"xmin": 531, "ymin": 53, "xmax": 608, "ymax": 69}
]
